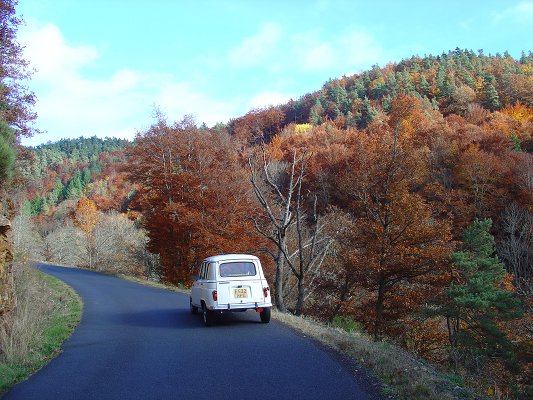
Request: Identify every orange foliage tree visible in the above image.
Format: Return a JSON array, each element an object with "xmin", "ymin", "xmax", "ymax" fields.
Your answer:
[
  {"xmin": 73, "ymin": 198, "xmax": 100, "ymax": 268},
  {"xmin": 127, "ymin": 115, "xmax": 263, "ymax": 284},
  {"xmin": 336, "ymin": 124, "xmax": 453, "ymax": 339}
]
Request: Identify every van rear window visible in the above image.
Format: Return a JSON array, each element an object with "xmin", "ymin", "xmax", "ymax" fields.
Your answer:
[{"xmin": 219, "ymin": 262, "xmax": 256, "ymax": 277}]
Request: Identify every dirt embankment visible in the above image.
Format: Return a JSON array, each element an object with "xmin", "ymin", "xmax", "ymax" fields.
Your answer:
[{"xmin": 0, "ymin": 214, "xmax": 14, "ymax": 317}]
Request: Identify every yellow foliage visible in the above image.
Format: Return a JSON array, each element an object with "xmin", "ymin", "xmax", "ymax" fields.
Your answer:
[
  {"xmin": 294, "ymin": 124, "xmax": 312, "ymax": 135},
  {"xmin": 74, "ymin": 198, "xmax": 100, "ymax": 236},
  {"xmin": 501, "ymin": 101, "xmax": 533, "ymax": 123},
  {"xmin": 369, "ymin": 77, "xmax": 385, "ymax": 90}
]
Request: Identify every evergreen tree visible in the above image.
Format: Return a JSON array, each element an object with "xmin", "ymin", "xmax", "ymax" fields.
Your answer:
[
  {"xmin": 0, "ymin": 120, "xmax": 16, "ymax": 182},
  {"xmin": 30, "ymin": 194, "xmax": 44, "ymax": 215},
  {"xmin": 309, "ymin": 99, "xmax": 323, "ymax": 125},
  {"xmin": 419, "ymin": 75, "xmax": 431, "ymax": 97},
  {"xmin": 482, "ymin": 83, "xmax": 500, "ymax": 111},
  {"xmin": 439, "ymin": 219, "xmax": 522, "ymax": 372},
  {"xmin": 81, "ymin": 168, "xmax": 92, "ymax": 187},
  {"xmin": 48, "ymin": 178, "xmax": 64, "ymax": 205},
  {"xmin": 65, "ymin": 171, "xmax": 83, "ymax": 199},
  {"xmin": 357, "ymin": 97, "xmax": 378, "ymax": 129},
  {"xmin": 20, "ymin": 198, "xmax": 32, "ymax": 217}
]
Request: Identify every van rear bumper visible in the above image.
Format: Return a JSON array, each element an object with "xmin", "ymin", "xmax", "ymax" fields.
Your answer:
[{"xmin": 208, "ymin": 301, "xmax": 272, "ymax": 311}]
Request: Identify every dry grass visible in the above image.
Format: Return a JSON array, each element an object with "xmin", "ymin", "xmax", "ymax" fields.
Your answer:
[
  {"xmin": 0, "ymin": 262, "xmax": 82, "ymax": 394},
  {"xmin": 272, "ymin": 311, "xmax": 478, "ymax": 400}
]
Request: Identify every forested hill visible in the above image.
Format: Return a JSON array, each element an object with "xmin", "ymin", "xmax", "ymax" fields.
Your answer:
[
  {"xmin": 21, "ymin": 136, "xmax": 130, "ymax": 215},
  {"xmin": 230, "ymin": 49, "xmax": 533, "ymax": 143},
  {"xmin": 31, "ymin": 136, "xmax": 129, "ymax": 177}
]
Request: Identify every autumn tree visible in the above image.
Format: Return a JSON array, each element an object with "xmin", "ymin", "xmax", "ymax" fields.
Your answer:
[
  {"xmin": 229, "ymin": 107, "xmax": 284, "ymax": 145},
  {"xmin": 336, "ymin": 98, "xmax": 453, "ymax": 339},
  {"xmin": 128, "ymin": 115, "xmax": 262, "ymax": 284},
  {"xmin": 0, "ymin": 0, "xmax": 37, "ymax": 137},
  {"xmin": 73, "ymin": 198, "xmax": 100, "ymax": 269}
]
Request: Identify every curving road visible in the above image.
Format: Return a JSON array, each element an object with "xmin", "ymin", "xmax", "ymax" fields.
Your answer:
[{"xmin": 4, "ymin": 264, "xmax": 380, "ymax": 400}]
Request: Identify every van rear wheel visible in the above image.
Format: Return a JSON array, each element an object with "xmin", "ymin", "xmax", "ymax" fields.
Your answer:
[
  {"xmin": 203, "ymin": 305, "xmax": 214, "ymax": 327},
  {"xmin": 260, "ymin": 307, "xmax": 271, "ymax": 323},
  {"xmin": 190, "ymin": 298, "xmax": 198, "ymax": 315}
]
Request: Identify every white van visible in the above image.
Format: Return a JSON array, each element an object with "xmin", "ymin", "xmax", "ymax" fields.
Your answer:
[{"xmin": 190, "ymin": 254, "xmax": 272, "ymax": 326}]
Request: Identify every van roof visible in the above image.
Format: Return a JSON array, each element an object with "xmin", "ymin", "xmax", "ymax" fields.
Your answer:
[{"xmin": 204, "ymin": 254, "xmax": 259, "ymax": 262}]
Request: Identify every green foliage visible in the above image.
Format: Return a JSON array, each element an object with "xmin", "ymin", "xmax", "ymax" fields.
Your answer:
[
  {"xmin": 441, "ymin": 219, "xmax": 522, "ymax": 371},
  {"xmin": 64, "ymin": 171, "xmax": 83, "ymax": 199},
  {"xmin": 358, "ymin": 96, "xmax": 378, "ymax": 128},
  {"xmin": 331, "ymin": 315, "xmax": 362, "ymax": 333},
  {"xmin": 0, "ymin": 120, "xmax": 16, "ymax": 183},
  {"xmin": 510, "ymin": 133, "xmax": 522, "ymax": 152},
  {"xmin": 482, "ymin": 83, "xmax": 500, "ymax": 111},
  {"xmin": 19, "ymin": 199, "xmax": 31, "ymax": 217},
  {"xmin": 309, "ymin": 99, "xmax": 323, "ymax": 125},
  {"xmin": 48, "ymin": 179, "xmax": 64, "ymax": 206},
  {"xmin": 30, "ymin": 194, "xmax": 45, "ymax": 215}
]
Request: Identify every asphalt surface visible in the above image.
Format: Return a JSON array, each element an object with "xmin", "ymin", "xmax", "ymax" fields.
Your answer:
[{"xmin": 4, "ymin": 264, "xmax": 378, "ymax": 400}]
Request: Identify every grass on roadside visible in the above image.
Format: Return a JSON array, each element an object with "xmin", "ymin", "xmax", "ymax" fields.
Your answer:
[
  {"xmin": 0, "ymin": 262, "xmax": 82, "ymax": 395},
  {"xmin": 272, "ymin": 311, "xmax": 478, "ymax": 400}
]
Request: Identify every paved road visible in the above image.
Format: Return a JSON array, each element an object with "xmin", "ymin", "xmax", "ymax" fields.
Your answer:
[{"xmin": 4, "ymin": 264, "xmax": 378, "ymax": 400}]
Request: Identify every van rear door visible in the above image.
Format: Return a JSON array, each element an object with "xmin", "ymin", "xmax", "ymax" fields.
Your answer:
[{"xmin": 216, "ymin": 261, "xmax": 265, "ymax": 307}]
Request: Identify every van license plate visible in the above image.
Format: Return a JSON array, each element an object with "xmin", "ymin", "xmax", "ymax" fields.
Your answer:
[{"xmin": 234, "ymin": 288, "xmax": 248, "ymax": 298}]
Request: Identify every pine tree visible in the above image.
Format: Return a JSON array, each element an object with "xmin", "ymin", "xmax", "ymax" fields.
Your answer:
[
  {"xmin": 483, "ymin": 83, "xmax": 500, "ymax": 111},
  {"xmin": 20, "ymin": 199, "xmax": 32, "ymax": 216},
  {"xmin": 357, "ymin": 97, "xmax": 378, "ymax": 129},
  {"xmin": 48, "ymin": 178, "xmax": 64, "ymax": 205},
  {"xmin": 81, "ymin": 168, "xmax": 92, "ymax": 187},
  {"xmin": 309, "ymin": 99, "xmax": 323, "ymax": 125},
  {"xmin": 440, "ymin": 219, "xmax": 522, "ymax": 372},
  {"xmin": 65, "ymin": 171, "xmax": 83, "ymax": 199},
  {"xmin": 0, "ymin": 121, "xmax": 15, "ymax": 182},
  {"xmin": 419, "ymin": 75, "xmax": 430, "ymax": 97},
  {"xmin": 30, "ymin": 194, "xmax": 44, "ymax": 215}
]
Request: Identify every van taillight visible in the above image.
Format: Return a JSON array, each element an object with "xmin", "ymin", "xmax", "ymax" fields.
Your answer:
[
  {"xmin": 212, "ymin": 290, "xmax": 218, "ymax": 301},
  {"xmin": 263, "ymin": 287, "xmax": 269, "ymax": 298}
]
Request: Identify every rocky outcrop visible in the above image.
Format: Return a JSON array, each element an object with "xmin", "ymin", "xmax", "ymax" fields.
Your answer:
[{"xmin": 0, "ymin": 214, "xmax": 14, "ymax": 317}]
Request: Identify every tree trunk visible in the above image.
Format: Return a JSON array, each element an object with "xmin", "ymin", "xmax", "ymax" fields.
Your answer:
[
  {"xmin": 374, "ymin": 274, "xmax": 386, "ymax": 340},
  {"xmin": 274, "ymin": 248, "xmax": 286, "ymax": 312},
  {"xmin": 0, "ymin": 215, "xmax": 15, "ymax": 317},
  {"xmin": 295, "ymin": 275, "xmax": 305, "ymax": 315}
]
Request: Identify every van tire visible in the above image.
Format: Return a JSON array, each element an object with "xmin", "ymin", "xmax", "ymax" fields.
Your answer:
[
  {"xmin": 260, "ymin": 307, "xmax": 271, "ymax": 323},
  {"xmin": 203, "ymin": 305, "xmax": 214, "ymax": 327},
  {"xmin": 190, "ymin": 298, "xmax": 198, "ymax": 315}
]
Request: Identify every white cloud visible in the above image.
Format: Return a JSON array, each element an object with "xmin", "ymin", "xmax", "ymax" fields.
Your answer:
[
  {"xmin": 225, "ymin": 23, "xmax": 384, "ymax": 75},
  {"xmin": 493, "ymin": 1, "xmax": 533, "ymax": 23},
  {"xmin": 20, "ymin": 23, "xmax": 98, "ymax": 82},
  {"xmin": 156, "ymin": 80, "xmax": 238, "ymax": 126},
  {"xmin": 248, "ymin": 91, "xmax": 293, "ymax": 109},
  {"xmin": 19, "ymin": 22, "xmax": 239, "ymax": 146},
  {"xmin": 298, "ymin": 30, "xmax": 383, "ymax": 72},
  {"xmin": 228, "ymin": 22, "xmax": 282, "ymax": 67}
]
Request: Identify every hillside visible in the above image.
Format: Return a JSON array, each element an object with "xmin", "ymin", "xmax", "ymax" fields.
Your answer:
[
  {"xmin": 15, "ymin": 49, "xmax": 533, "ymax": 399},
  {"xmin": 230, "ymin": 48, "xmax": 533, "ymax": 143},
  {"xmin": 19, "ymin": 136, "xmax": 130, "ymax": 215}
]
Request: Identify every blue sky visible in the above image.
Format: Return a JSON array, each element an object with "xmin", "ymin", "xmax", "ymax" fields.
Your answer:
[{"xmin": 18, "ymin": 0, "xmax": 533, "ymax": 146}]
